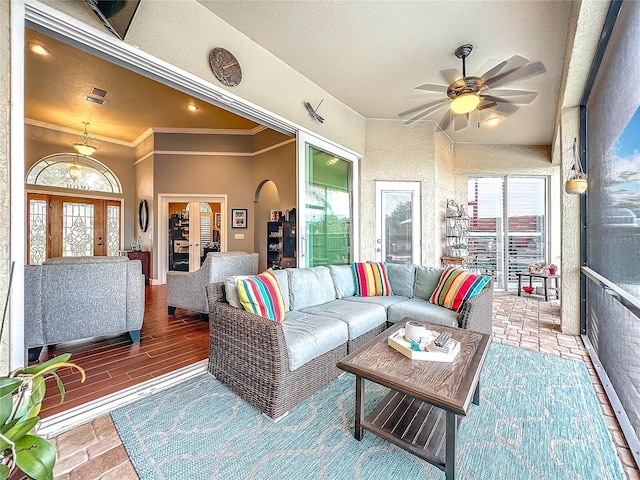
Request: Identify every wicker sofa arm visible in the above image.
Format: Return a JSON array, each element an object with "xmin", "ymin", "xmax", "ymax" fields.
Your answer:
[
  {"xmin": 458, "ymin": 279, "xmax": 494, "ymax": 336},
  {"xmin": 206, "ymin": 283, "xmax": 291, "ymax": 409}
]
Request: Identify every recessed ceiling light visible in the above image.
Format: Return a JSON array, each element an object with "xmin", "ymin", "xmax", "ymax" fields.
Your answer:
[
  {"xmin": 30, "ymin": 44, "xmax": 49, "ymax": 56},
  {"xmin": 186, "ymin": 104, "xmax": 199, "ymax": 112},
  {"xmin": 485, "ymin": 116, "xmax": 501, "ymax": 127}
]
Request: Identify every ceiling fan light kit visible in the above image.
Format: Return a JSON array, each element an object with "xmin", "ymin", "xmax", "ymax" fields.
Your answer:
[
  {"xmin": 565, "ymin": 137, "xmax": 587, "ymax": 194},
  {"xmin": 399, "ymin": 43, "xmax": 546, "ymax": 131}
]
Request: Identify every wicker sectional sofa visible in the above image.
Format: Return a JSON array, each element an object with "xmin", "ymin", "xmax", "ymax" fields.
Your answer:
[{"xmin": 206, "ymin": 263, "xmax": 493, "ymax": 420}]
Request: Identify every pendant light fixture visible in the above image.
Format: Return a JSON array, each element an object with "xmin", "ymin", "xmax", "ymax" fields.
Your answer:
[
  {"xmin": 565, "ymin": 137, "xmax": 587, "ymax": 194},
  {"xmin": 72, "ymin": 121, "xmax": 100, "ymax": 156}
]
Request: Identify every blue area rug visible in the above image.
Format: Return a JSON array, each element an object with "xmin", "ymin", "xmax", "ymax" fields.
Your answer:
[{"xmin": 111, "ymin": 343, "xmax": 625, "ymax": 479}]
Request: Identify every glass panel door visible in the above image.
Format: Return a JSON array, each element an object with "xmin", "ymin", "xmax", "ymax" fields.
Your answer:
[
  {"xmin": 375, "ymin": 181, "xmax": 421, "ymax": 264},
  {"xmin": 303, "ymin": 145, "xmax": 352, "ymax": 266}
]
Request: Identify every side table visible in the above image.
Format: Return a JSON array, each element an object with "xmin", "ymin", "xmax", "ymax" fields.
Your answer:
[
  {"xmin": 440, "ymin": 255, "xmax": 474, "ymax": 267},
  {"xmin": 516, "ymin": 271, "xmax": 560, "ymax": 301},
  {"xmin": 126, "ymin": 251, "xmax": 150, "ymax": 284}
]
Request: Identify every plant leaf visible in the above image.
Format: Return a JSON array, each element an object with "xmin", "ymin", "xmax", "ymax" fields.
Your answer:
[
  {"xmin": 16, "ymin": 354, "xmax": 71, "ymax": 375},
  {"xmin": 0, "ymin": 463, "xmax": 10, "ymax": 480},
  {"xmin": 15, "ymin": 434, "xmax": 56, "ymax": 480},
  {"xmin": 52, "ymin": 373, "xmax": 66, "ymax": 404},
  {"xmin": 3, "ymin": 417, "xmax": 40, "ymax": 442},
  {"xmin": 0, "ymin": 389, "xmax": 15, "ymax": 426},
  {"xmin": 0, "ymin": 377, "xmax": 21, "ymax": 398}
]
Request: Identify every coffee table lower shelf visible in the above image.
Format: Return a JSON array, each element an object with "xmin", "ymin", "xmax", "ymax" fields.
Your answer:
[{"xmin": 363, "ymin": 390, "xmax": 458, "ymax": 470}]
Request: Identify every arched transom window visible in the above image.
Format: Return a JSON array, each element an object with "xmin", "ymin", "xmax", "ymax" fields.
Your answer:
[{"xmin": 26, "ymin": 153, "xmax": 122, "ymax": 194}]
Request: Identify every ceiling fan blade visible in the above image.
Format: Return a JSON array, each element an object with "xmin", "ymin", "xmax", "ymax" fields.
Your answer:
[
  {"xmin": 486, "ymin": 89, "xmax": 538, "ymax": 97},
  {"xmin": 478, "ymin": 101, "xmax": 498, "ymax": 111},
  {"xmin": 439, "ymin": 68, "xmax": 460, "ymax": 85},
  {"xmin": 481, "ymin": 55, "xmax": 528, "ymax": 80},
  {"xmin": 485, "ymin": 61, "xmax": 546, "ymax": 89},
  {"xmin": 453, "ymin": 113, "xmax": 469, "ymax": 132},
  {"xmin": 399, "ymin": 99, "xmax": 448, "ymax": 118},
  {"xmin": 491, "ymin": 103, "xmax": 519, "ymax": 116},
  {"xmin": 402, "ymin": 100, "xmax": 449, "ymax": 124},
  {"xmin": 481, "ymin": 92, "xmax": 538, "ymax": 105},
  {"xmin": 438, "ymin": 109, "xmax": 452, "ymax": 132},
  {"xmin": 404, "ymin": 93, "xmax": 443, "ymax": 100},
  {"xmin": 415, "ymin": 83, "xmax": 447, "ymax": 93}
]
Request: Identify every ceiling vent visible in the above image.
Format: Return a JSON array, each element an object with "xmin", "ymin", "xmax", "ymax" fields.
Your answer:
[
  {"xmin": 91, "ymin": 87, "xmax": 107, "ymax": 98},
  {"xmin": 83, "ymin": 94, "xmax": 107, "ymax": 106}
]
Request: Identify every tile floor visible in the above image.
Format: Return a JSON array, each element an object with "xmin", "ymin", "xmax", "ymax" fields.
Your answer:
[{"xmin": 50, "ymin": 292, "xmax": 640, "ymax": 480}]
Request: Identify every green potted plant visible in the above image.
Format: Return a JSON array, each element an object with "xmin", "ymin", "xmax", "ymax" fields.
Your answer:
[
  {"xmin": 1, "ymin": 263, "xmax": 85, "ymax": 480},
  {"xmin": 0, "ymin": 354, "xmax": 85, "ymax": 480},
  {"xmin": 451, "ymin": 243, "xmax": 469, "ymax": 257}
]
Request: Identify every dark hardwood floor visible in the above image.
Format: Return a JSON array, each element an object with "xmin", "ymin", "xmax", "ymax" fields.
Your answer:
[{"xmin": 35, "ymin": 285, "xmax": 210, "ymax": 418}]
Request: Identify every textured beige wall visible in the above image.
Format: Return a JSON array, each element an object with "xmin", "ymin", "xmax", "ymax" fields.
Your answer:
[
  {"xmin": 125, "ymin": 0, "xmax": 366, "ymax": 154},
  {"xmin": 0, "ymin": 0, "xmax": 11, "ymax": 374},
  {"xmin": 434, "ymin": 130, "xmax": 456, "ymax": 260},
  {"xmin": 558, "ymin": 108, "xmax": 581, "ymax": 335},
  {"xmin": 362, "ymin": 120, "xmax": 440, "ymax": 265}
]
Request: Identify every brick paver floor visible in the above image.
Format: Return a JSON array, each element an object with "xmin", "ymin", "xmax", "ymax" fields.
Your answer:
[{"xmin": 50, "ymin": 292, "xmax": 640, "ymax": 479}]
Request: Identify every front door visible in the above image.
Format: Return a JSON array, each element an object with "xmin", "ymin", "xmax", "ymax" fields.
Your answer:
[
  {"xmin": 374, "ymin": 181, "xmax": 421, "ymax": 265},
  {"xmin": 27, "ymin": 193, "xmax": 122, "ymax": 264}
]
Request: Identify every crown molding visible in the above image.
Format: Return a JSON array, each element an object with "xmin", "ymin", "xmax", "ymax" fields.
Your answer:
[{"xmin": 25, "ymin": 118, "xmax": 134, "ymax": 147}]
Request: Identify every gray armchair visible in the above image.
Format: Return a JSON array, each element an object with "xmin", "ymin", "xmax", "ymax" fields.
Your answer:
[
  {"xmin": 25, "ymin": 256, "xmax": 145, "ymax": 360},
  {"xmin": 166, "ymin": 251, "xmax": 259, "ymax": 315}
]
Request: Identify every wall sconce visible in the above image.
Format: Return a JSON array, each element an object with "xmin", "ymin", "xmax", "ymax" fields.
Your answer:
[{"xmin": 565, "ymin": 137, "xmax": 587, "ymax": 194}]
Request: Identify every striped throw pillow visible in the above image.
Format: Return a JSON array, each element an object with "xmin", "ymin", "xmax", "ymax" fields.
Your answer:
[
  {"xmin": 351, "ymin": 262, "xmax": 393, "ymax": 297},
  {"xmin": 429, "ymin": 266, "xmax": 491, "ymax": 312},
  {"xmin": 237, "ymin": 269, "xmax": 286, "ymax": 322}
]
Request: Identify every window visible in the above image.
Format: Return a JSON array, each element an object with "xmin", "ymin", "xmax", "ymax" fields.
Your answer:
[
  {"xmin": 467, "ymin": 176, "xmax": 548, "ymax": 289},
  {"xmin": 26, "ymin": 153, "xmax": 122, "ymax": 193}
]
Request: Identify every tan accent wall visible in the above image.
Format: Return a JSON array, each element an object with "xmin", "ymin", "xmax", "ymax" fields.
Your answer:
[{"xmin": 251, "ymin": 142, "xmax": 297, "ymax": 272}]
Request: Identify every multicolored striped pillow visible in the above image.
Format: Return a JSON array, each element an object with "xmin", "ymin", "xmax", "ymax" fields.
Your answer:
[
  {"xmin": 351, "ymin": 262, "xmax": 393, "ymax": 297},
  {"xmin": 237, "ymin": 269, "xmax": 286, "ymax": 322},
  {"xmin": 429, "ymin": 266, "xmax": 491, "ymax": 312}
]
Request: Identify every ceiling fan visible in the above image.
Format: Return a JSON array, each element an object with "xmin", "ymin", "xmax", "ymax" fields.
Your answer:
[{"xmin": 399, "ymin": 44, "xmax": 546, "ymax": 131}]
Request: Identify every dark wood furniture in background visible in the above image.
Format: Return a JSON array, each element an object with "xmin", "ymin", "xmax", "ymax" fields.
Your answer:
[
  {"xmin": 127, "ymin": 251, "xmax": 150, "ymax": 284},
  {"xmin": 266, "ymin": 220, "xmax": 297, "ymax": 269},
  {"xmin": 337, "ymin": 318, "xmax": 491, "ymax": 480}
]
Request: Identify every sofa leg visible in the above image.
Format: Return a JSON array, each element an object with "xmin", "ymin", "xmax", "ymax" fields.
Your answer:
[
  {"xmin": 168, "ymin": 306, "xmax": 176, "ymax": 315},
  {"xmin": 28, "ymin": 346, "xmax": 43, "ymax": 363},
  {"xmin": 129, "ymin": 330, "xmax": 141, "ymax": 343}
]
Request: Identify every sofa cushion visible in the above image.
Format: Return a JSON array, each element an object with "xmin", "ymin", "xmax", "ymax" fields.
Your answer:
[
  {"xmin": 387, "ymin": 298, "xmax": 460, "ymax": 328},
  {"xmin": 430, "ymin": 266, "xmax": 491, "ymax": 312},
  {"xmin": 301, "ymin": 299, "xmax": 387, "ymax": 339},
  {"xmin": 329, "ymin": 265, "xmax": 356, "ymax": 299},
  {"xmin": 387, "ymin": 263, "xmax": 415, "ymax": 298},
  {"xmin": 287, "ymin": 266, "xmax": 336, "ymax": 310},
  {"xmin": 413, "ymin": 266, "xmax": 444, "ymax": 300},
  {"xmin": 343, "ymin": 295, "xmax": 410, "ymax": 311},
  {"xmin": 351, "ymin": 262, "xmax": 393, "ymax": 296},
  {"xmin": 237, "ymin": 270, "xmax": 286, "ymax": 321},
  {"xmin": 281, "ymin": 311, "xmax": 348, "ymax": 371}
]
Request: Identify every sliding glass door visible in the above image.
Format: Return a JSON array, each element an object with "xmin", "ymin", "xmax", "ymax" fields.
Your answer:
[
  {"xmin": 297, "ymin": 133, "xmax": 359, "ymax": 267},
  {"xmin": 467, "ymin": 176, "xmax": 548, "ymax": 290}
]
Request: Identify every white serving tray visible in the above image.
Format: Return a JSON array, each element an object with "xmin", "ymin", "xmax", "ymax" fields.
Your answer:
[{"xmin": 388, "ymin": 328, "xmax": 460, "ymax": 362}]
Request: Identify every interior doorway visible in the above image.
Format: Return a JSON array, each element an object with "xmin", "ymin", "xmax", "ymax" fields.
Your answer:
[{"xmin": 158, "ymin": 194, "xmax": 227, "ymax": 283}]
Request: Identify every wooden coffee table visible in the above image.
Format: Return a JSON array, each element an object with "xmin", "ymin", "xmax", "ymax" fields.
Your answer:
[{"xmin": 337, "ymin": 318, "xmax": 491, "ymax": 480}]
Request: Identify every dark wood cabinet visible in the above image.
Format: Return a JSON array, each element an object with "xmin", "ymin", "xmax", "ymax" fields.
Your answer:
[
  {"xmin": 267, "ymin": 220, "xmax": 297, "ymax": 269},
  {"xmin": 127, "ymin": 251, "xmax": 150, "ymax": 284}
]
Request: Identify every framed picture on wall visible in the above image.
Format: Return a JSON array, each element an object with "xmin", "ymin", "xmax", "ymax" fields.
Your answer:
[
  {"xmin": 231, "ymin": 208, "xmax": 247, "ymax": 229},
  {"xmin": 215, "ymin": 213, "xmax": 221, "ymax": 229}
]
